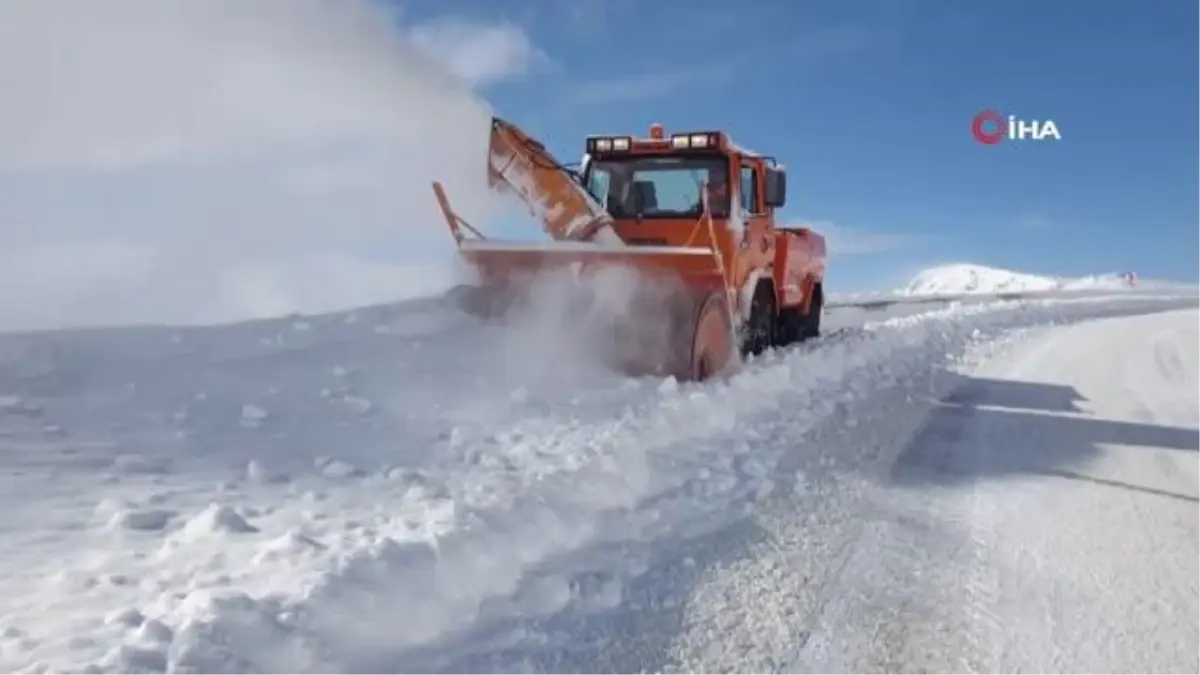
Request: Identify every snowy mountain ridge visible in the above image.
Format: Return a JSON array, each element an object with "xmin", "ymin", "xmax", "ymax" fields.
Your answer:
[{"xmin": 900, "ymin": 262, "xmax": 1141, "ymax": 296}]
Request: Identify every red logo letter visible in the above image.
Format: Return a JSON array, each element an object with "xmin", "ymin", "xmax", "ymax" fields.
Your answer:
[{"xmin": 972, "ymin": 109, "xmax": 1007, "ymax": 145}]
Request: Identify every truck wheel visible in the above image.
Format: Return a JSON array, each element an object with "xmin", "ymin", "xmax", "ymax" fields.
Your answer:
[
  {"xmin": 801, "ymin": 283, "xmax": 824, "ymax": 339},
  {"xmin": 773, "ymin": 282, "xmax": 822, "ymax": 346},
  {"xmin": 686, "ymin": 291, "xmax": 734, "ymax": 381},
  {"xmin": 774, "ymin": 308, "xmax": 800, "ymax": 347},
  {"xmin": 741, "ymin": 283, "xmax": 776, "ymax": 357}
]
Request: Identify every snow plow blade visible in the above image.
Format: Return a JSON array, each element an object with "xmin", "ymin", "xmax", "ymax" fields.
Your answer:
[
  {"xmin": 430, "ymin": 177, "xmax": 729, "ymax": 294},
  {"xmin": 447, "ymin": 267, "xmax": 734, "ymax": 382},
  {"xmin": 439, "ymin": 237, "xmax": 735, "ymax": 382},
  {"xmin": 459, "ymin": 240, "xmax": 726, "ymax": 289},
  {"xmin": 433, "ymin": 185, "xmax": 735, "ymax": 382}
]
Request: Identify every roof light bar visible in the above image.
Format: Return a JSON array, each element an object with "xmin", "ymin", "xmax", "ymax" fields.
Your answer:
[
  {"xmin": 670, "ymin": 132, "xmax": 720, "ymax": 149},
  {"xmin": 586, "ymin": 136, "xmax": 633, "ymax": 153},
  {"xmin": 586, "ymin": 132, "xmax": 720, "ymax": 153}
]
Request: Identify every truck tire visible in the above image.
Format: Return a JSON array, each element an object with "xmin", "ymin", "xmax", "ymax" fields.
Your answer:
[
  {"xmin": 801, "ymin": 283, "xmax": 824, "ymax": 339},
  {"xmin": 773, "ymin": 282, "xmax": 823, "ymax": 346},
  {"xmin": 742, "ymin": 282, "xmax": 777, "ymax": 357}
]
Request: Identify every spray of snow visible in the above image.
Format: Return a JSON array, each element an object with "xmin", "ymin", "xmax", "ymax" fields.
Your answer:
[
  {"xmin": 486, "ymin": 265, "xmax": 693, "ymax": 389},
  {"xmin": 0, "ymin": 0, "xmax": 523, "ymax": 331}
]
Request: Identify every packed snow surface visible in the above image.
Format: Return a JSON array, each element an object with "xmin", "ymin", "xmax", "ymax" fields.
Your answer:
[
  {"xmin": 0, "ymin": 270, "xmax": 1195, "ymax": 673},
  {"xmin": 901, "ymin": 262, "xmax": 1138, "ymax": 296}
]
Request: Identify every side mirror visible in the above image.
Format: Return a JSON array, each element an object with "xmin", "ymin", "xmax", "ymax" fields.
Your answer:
[{"xmin": 764, "ymin": 167, "xmax": 787, "ymax": 208}]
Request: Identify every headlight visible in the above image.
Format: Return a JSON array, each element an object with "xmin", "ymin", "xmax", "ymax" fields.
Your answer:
[{"xmin": 670, "ymin": 133, "xmax": 720, "ymax": 149}]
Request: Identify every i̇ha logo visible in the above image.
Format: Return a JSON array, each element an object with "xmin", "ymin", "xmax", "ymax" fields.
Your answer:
[{"xmin": 972, "ymin": 109, "xmax": 1061, "ymax": 145}]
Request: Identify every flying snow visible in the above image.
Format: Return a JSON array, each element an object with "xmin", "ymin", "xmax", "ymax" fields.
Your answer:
[{"xmin": 0, "ymin": 0, "xmax": 519, "ymax": 331}]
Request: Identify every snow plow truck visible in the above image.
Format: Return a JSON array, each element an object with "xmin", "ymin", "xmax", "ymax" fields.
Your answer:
[{"xmin": 431, "ymin": 117, "xmax": 827, "ymax": 382}]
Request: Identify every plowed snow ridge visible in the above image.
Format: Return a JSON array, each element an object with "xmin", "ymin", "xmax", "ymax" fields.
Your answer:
[{"xmin": 0, "ymin": 290, "xmax": 1195, "ymax": 672}]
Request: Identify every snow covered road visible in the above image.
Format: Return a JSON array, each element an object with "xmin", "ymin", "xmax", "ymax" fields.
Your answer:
[
  {"xmin": 0, "ymin": 291, "xmax": 1195, "ymax": 673},
  {"xmin": 777, "ymin": 306, "xmax": 1200, "ymax": 674}
]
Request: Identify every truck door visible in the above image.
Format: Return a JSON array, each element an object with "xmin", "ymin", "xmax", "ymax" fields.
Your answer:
[{"xmin": 738, "ymin": 160, "xmax": 772, "ymax": 263}]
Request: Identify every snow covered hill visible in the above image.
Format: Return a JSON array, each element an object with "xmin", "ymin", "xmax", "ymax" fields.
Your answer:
[
  {"xmin": 900, "ymin": 263, "xmax": 1139, "ymax": 296},
  {"xmin": 0, "ymin": 277, "xmax": 1196, "ymax": 673}
]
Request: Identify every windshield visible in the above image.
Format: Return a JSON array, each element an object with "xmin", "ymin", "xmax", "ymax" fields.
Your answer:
[{"xmin": 585, "ymin": 155, "xmax": 730, "ymax": 219}]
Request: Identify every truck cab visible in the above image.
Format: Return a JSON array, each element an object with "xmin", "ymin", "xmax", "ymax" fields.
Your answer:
[
  {"xmin": 580, "ymin": 124, "xmax": 788, "ymax": 265},
  {"xmin": 578, "ymin": 124, "xmax": 823, "ymax": 355}
]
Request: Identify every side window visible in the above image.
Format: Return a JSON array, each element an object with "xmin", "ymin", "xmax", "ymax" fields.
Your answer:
[
  {"xmin": 587, "ymin": 169, "xmax": 611, "ymax": 204},
  {"xmin": 739, "ymin": 164, "xmax": 757, "ymax": 215}
]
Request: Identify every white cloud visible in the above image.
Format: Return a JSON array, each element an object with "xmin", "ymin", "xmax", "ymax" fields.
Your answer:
[
  {"xmin": 0, "ymin": 0, "xmax": 542, "ymax": 331},
  {"xmin": 407, "ymin": 17, "xmax": 550, "ymax": 86}
]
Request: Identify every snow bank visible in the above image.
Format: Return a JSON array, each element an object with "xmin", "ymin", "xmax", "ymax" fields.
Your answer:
[{"xmin": 900, "ymin": 263, "xmax": 1138, "ymax": 296}]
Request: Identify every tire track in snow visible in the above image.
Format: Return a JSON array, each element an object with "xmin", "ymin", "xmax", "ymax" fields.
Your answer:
[
  {"xmin": 663, "ymin": 297, "xmax": 1195, "ymax": 674},
  {"xmin": 792, "ymin": 306, "xmax": 1200, "ymax": 672}
]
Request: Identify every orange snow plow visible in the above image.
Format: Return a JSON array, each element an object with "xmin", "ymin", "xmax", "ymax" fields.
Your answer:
[{"xmin": 431, "ymin": 117, "xmax": 827, "ymax": 381}]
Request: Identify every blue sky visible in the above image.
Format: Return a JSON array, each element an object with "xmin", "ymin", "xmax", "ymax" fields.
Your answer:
[{"xmin": 401, "ymin": 0, "xmax": 1197, "ymax": 291}]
